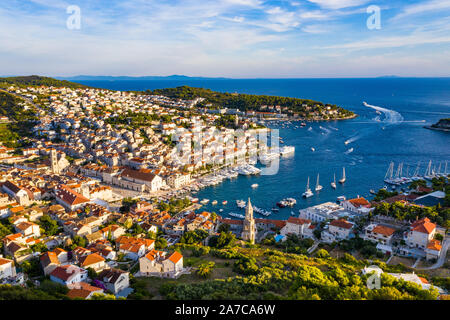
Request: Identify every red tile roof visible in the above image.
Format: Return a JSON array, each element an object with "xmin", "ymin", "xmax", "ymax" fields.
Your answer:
[
  {"xmin": 427, "ymin": 239, "xmax": 442, "ymax": 251},
  {"xmin": 330, "ymin": 219, "xmax": 353, "ymax": 229},
  {"xmin": 372, "ymin": 225, "xmax": 396, "ymax": 237},
  {"xmin": 79, "ymin": 253, "xmax": 105, "ymax": 267},
  {"xmin": 348, "ymin": 197, "xmax": 371, "ymax": 208},
  {"xmin": 56, "ymin": 185, "xmax": 90, "ymax": 206},
  {"xmin": 411, "ymin": 218, "xmax": 436, "ymax": 234},
  {"xmin": 168, "ymin": 251, "xmax": 183, "ymax": 264},
  {"xmin": 287, "ymin": 217, "xmax": 311, "ymax": 225}
]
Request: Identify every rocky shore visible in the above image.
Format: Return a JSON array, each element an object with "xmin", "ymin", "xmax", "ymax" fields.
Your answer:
[{"xmin": 425, "ymin": 118, "xmax": 450, "ymax": 132}]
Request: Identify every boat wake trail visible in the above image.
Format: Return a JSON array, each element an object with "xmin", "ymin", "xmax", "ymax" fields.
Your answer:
[
  {"xmin": 363, "ymin": 101, "xmax": 404, "ymax": 125},
  {"xmin": 319, "ymin": 126, "xmax": 331, "ymax": 135},
  {"xmin": 345, "ymin": 136, "xmax": 359, "ymax": 145}
]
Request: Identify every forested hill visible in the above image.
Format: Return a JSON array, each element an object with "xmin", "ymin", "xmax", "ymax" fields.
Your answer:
[
  {"xmin": 0, "ymin": 91, "xmax": 36, "ymax": 122},
  {"xmin": 147, "ymin": 86, "xmax": 355, "ymax": 118},
  {"xmin": 0, "ymin": 75, "xmax": 88, "ymax": 89}
]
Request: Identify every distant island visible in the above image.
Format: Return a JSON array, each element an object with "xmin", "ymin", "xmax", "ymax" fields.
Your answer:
[{"xmin": 425, "ymin": 118, "xmax": 450, "ymax": 132}]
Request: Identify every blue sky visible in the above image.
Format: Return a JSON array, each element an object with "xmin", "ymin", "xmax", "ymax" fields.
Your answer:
[{"xmin": 1, "ymin": 0, "xmax": 449, "ymax": 78}]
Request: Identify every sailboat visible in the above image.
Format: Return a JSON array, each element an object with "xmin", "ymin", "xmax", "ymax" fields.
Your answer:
[
  {"xmin": 424, "ymin": 160, "xmax": 433, "ymax": 180},
  {"xmin": 315, "ymin": 173, "xmax": 323, "ymax": 191},
  {"xmin": 302, "ymin": 177, "xmax": 314, "ymax": 198},
  {"xmin": 411, "ymin": 161, "xmax": 421, "ymax": 181},
  {"xmin": 339, "ymin": 167, "xmax": 346, "ymax": 184},
  {"xmin": 331, "ymin": 173, "xmax": 337, "ymax": 189}
]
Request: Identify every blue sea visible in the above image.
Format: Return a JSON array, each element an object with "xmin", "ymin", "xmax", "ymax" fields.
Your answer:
[{"xmin": 77, "ymin": 78, "xmax": 450, "ymax": 220}]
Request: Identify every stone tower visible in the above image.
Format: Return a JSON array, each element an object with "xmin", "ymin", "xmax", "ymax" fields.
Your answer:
[
  {"xmin": 50, "ymin": 149, "xmax": 60, "ymax": 174},
  {"xmin": 241, "ymin": 197, "xmax": 256, "ymax": 243}
]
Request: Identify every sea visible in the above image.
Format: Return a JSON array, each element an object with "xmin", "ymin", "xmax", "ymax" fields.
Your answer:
[{"xmin": 75, "ymin": 78, "xmax": 450, "ymax": 220}]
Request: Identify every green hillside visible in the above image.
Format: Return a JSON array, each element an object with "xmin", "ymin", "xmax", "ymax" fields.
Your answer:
[
  {"xmin": 0, "ymin": 75, "xmax": 88, "ymax": 89},
  {"xmin": 147, "ymin": 86, "xmax": 355, "ymax": 119}
]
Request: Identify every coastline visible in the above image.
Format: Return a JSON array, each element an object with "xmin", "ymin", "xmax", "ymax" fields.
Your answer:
[{"xmin": 424, "ymin": 126, "xmax": 450, "ymax": 132}]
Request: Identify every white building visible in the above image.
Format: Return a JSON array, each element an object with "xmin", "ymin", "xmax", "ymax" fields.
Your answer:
[
  {"xmin": 322, "ymin": 219, "xmax": 354, "ymax": 243},
  {"xmin": 280, "ymin": 217, "xmax": 314, "ymax": 239},
  {"xmin": 364, "ymin": 224, "xmax": 396, "ymax": 245},
  {"xmin": 139, "ymin": 250, "xmax": 184, "ymax": 278},
  {"xmin": 404, "ymin": 218, "xmax": 436, "ymax": 250},
  {"xmin": 0, "ymin": 257, "xmax": 16, "ymax": 280},
  {"xmin": 299, "ymin": 202, "xmax": 344, "ymax": 223}
]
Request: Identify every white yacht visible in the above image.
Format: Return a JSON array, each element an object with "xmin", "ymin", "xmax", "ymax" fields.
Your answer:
[
  {"xmin": 228, "ymin": 212, "xmax": 245, "ymax": 219},
  {"xmin": 280, "ymin": 146, "xmax": 295, "ymax": 157},
  {"xmin": 302, "ymin": 177, "xmax": 314, "ymax": 198},
  {"xmin": 339, "ymin": 167, "xmax": 346, "ymax": 184},
  {"xmin": 331, "ymin": 173, "xmax": 337, "ymax": 189},
  {"xmin": 315, "ymin": 173, "xmax": 323, "ymax": 191},
  {"xmin": 236, "ymin": 200, "xmax": 246, "ymax": 208},
  {"xmin": 200, "ymin": 199, "xmax": 210, "ymax": 205},
  {"xmin": 251, "ymin": 183, "xmax": 259, "ymax": 189}
]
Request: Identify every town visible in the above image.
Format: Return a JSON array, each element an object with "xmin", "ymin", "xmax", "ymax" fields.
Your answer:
[{"xmin": 0, "ymin": 78, "xmax": 448, "ymax": 300}]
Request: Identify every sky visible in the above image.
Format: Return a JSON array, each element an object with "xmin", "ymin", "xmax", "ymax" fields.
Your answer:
[{"xmin": 0, "ymin": 0, "xmax": 450, "ymax": 78}]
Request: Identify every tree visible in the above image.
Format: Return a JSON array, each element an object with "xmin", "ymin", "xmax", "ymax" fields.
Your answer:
[
  {"xmin": 31, "ymin": 242, "xmax": 48, "ymax": 253},
  {"xmin": 87, "ymin": 267, "xmax": 98, "ymax": 280},
  {"xmin": 155, "ymin": 237, "xmax": 168, "ymax": 249},
  {"xmin": 38, "ymin": 215, "xmax": 59, "ymax": 236},
  {"xmin": 316, "ymin": 249, "xmax": 330, "ymax": 259},
  {"xmin": 71, "ymin": 236, "xmax": 87, "ymax": 249},
  {"xmin": 197, "ymin": 261, "xmax": 215, "ymax": 278}
]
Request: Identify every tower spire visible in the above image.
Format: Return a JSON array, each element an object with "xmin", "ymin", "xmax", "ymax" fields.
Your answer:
[{"xmin": 242, "ymin": 197, "xmax": 256, "ymax": 244}]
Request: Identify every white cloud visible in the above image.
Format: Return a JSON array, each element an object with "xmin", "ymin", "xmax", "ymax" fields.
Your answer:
[
  {"xmin": 392, "ymin": 0, "xmax": 450, "ymax": 21},
  {"xmin": 323, "ymin": 33, "xmax": 450, "ymax": 50},
  {"xmin": 307, "ymin": 0, "xmax": 370, "ymax": 10}
]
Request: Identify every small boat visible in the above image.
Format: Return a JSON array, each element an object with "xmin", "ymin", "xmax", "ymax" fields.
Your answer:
[
  {"xmin": 370, "ymin": 189, "xmax": 376, "ymax": 194},
  {"xmin": 331, "ymin": 173, "xmax": 337, "ymax": 189},
  {"xmin": 315, "ymin": 173, "xmax": 323, "ymax": 191},
  {"xmin": 212, "ymin": 200, "xmax": 218, "ymax": 205},
  {"xmin": 222, "ymin": 200, "xmax": 228, "ymax": 205},
  {"xmin": 271, "ymin": 207, "xmax": 279, "ymax": 212},
  {"xmin": 229, "ymin": 212, "xmax": 245, "ymax": 219},
  {"xmin": 302, "ymin": 177, "xmax": 314, "ymax": 198},
  {"xmin": 311, "ymin": 147, "xmax": 315, "ymax": 152},
  {"xmin": 251, "ymin": 183, "xmax": 259, "ymax": 189},
  {"xmin": 236, "ymin": 200, "xmax": 246, "ymax": 208},
  {"xmin": 219, "ymin": 209, "xmax": 223, "ymax": 212},
  {"xmin": 339, "ymin": 167, "xmax": 346, "ymax": 184},
  {"xmin": 291, "ymin": 211, "xmax": 295, "ymax": 216},
  {"xmin": 336, "ymin": 195, "xmax": 346, "ymax": 204},
  {"xmin": 200, "ymin": 199, "xmax": 210, "ymax": 205}
]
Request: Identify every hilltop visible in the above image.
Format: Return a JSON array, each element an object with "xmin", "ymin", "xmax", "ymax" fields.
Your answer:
[
  {"xmin": 0, "ymin": 75, "xmax": 89, "ymax": 89},
  {"xmin": 147, "ymin": 86, "xmax": 355, "ymax": 120}
]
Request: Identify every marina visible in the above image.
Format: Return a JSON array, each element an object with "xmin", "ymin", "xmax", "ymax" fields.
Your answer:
[{"xmin": 124, "ymin": 78, "xmax": 450, "ymax": 222}]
